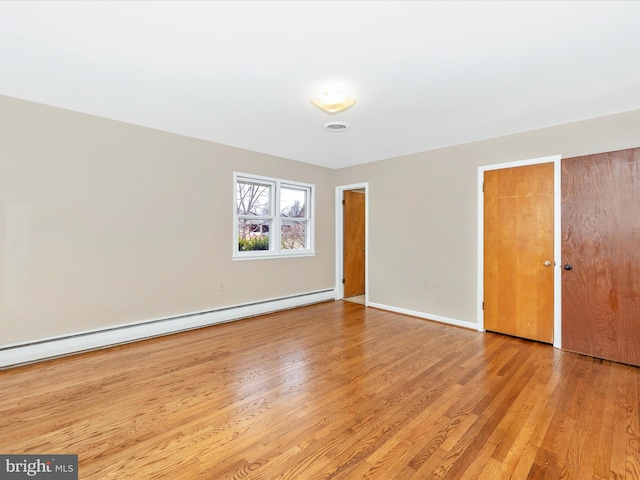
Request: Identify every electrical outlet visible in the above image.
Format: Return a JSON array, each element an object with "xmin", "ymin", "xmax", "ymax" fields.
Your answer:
[
  {"xmin": 430, "ymin": 282, "xmax": 438, "ymax": 292},
  {"xmin": 219, "ymin": 282, "xmax": 225, "ymax": 292}
]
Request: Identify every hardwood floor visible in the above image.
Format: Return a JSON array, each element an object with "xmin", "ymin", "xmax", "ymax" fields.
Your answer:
[{"xmin": 1, "ymin": 301, "xmax": 639, "ymax": 479}]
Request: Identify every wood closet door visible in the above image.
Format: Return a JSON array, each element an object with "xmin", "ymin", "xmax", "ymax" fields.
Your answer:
[
  {"xmin": 484, "ymin": 163, "xmax": 555, "ymax": 343},
  {"xmin": 562, "ymin": 147, "xmax": 640, "ymax": 366}
]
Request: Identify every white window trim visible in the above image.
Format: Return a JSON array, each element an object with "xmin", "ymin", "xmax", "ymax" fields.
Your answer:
[{"xmin": 233, "ymin": 172, "xmax": 316, "ymax": 260}]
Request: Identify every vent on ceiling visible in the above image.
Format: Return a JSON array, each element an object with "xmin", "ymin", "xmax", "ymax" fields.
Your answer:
[{"xmin": 324, "ymin": 121, "xmax": 350, "ymax": 132}]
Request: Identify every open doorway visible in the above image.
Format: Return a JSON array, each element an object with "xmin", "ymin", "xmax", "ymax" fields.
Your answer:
[{"xmin": 336, "ymin": 183, "xmax": 368, "ymax": 305}]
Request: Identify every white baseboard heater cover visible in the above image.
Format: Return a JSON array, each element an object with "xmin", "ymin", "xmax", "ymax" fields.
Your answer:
[{"xmin": 0, "ymin": 289, "xmax": 335, "ymax": 369}]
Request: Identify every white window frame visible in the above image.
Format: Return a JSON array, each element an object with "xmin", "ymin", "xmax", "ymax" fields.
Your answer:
[{"xmin": 233, "ymin": 172, "xmax": 315, "ymax": 260}]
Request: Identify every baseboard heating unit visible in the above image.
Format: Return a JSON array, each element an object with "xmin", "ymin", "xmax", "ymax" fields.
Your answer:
[{"xmin": 0, "ymin": 289, "xmax": 335, "ymax": 369}]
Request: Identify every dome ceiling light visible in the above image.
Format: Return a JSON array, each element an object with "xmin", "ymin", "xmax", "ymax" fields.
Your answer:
[{"xmin": 311, "ymin": 89, "xmax": 356, "ymax": 114}]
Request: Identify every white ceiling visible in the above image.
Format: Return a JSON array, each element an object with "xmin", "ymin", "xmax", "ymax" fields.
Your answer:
[{"xmin": 1, "ymin": 1, "xmax": 640, "ymax": 169}]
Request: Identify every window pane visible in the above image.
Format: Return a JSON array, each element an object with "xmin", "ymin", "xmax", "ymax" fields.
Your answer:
[
  {"xmin": 238, "ymin": 219, "xmax": 270, "ymax": 251},
  {"xmin": 280, "ymin": 187, "xmax": 307, "ymax": 218},
  {"xmin": 234, "ymin": 173, "xmax": 314, "ymax": 258},
  {"xmin": 237, "ymin": 181, "xmax": 271, "ymax": 216},
  {"xmin": 281, "ymin": 220, "xmax": 306, "ymax": 250}
]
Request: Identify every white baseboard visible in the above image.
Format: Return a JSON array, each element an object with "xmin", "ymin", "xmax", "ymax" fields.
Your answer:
[
  {"xmin": 367, "ymin": 302, "xmax": 479, "ymax": 331},
  {"xmin": 0, "ymin": 289, "xmax": 335, "ymax": 369}
]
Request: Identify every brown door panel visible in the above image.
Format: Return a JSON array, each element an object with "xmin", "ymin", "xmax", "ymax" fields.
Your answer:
[
  {"xmin": 484, "ymin": 163, "xmax": 554, "ymax": 343},
  {"xmin": 562, "ymin": 148, "xmax": 640, "ymax": 366},
  {"xmin": 343, "ymin": 191, "xmax": 365, "ymax": 298}
]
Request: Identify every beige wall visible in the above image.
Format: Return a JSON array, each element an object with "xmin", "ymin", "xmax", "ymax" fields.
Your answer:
[
  {"xmin": 0, "ymin": 95, "xmax": 335, "ymax": 345},
  {"xmin": 3, "ymin": 92, "xmax": 640, "ymax": 347},
  {"xmin": 334, "ymin": 109, "xmax": 640, "ymax": 325}
]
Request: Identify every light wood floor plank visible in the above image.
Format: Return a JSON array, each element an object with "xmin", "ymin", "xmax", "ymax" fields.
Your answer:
[{"xmin": 2, "ymin": 301, "xmax": 640, "ymax": 479}]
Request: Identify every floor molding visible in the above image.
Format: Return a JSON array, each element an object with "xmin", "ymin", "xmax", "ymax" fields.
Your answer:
[
  {"xmin": 0, "ymin": 289, "xmax": 335, "ymax": 369},
  {"xmin": 367, "ymin": 301, "xmax": 478, "ymax": 331}
]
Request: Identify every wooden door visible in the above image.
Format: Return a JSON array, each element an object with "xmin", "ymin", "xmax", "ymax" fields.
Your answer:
[
  {"xmin": 562, "ymin": 148, "xmax": 640, "ymax": 366},
  {"xmin": 484, "ymin": 163, "xmax": 554, "ymax": 343},
  {"xmin": 343, "ymin": 190, "xmax": 365, "ymax": 298}
]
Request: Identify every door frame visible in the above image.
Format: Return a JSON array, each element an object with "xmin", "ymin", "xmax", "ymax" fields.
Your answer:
[
  {"xmin": 477, "ymin": 155, "xmax": 562, "ymax": 348},
  {"xmin": 335, "ymin": 183, "xmax": 369, "ymax": 303}
]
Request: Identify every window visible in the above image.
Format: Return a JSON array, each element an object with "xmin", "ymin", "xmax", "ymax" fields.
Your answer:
[{"xmin": 234, "ymin": 173, "xmax": 314, "ymax": 259}]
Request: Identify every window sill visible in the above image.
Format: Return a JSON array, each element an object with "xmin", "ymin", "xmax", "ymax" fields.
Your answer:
[{"xmin": 233, "ymin": 251, "xmax": 316, "ymax": 261}]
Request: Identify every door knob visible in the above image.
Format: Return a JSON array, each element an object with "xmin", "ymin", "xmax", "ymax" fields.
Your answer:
[
  {"xmin": 564, "ymin": 264, "xmax": 573, "ymax": 270},
  {"xmin": 543, "ymin": 260, "xmax": 552, "ymax": 267}
]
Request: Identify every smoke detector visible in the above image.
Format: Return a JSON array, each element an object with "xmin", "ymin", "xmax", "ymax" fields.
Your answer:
[{"xmin": 324, "ymin": 121, "xmax": 350, "ymax": 132}]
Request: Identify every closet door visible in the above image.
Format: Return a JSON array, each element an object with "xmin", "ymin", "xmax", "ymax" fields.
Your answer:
[
  {"xmin": 562, "ymin": 147, "xmax": 640, "ymax": 366},
  {"xmin": 484, "ymin": 162, "xmax": 554, "ymax": 343}
]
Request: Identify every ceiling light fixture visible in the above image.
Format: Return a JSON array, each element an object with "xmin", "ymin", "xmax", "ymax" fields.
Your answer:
[{"xmin": 311, "ymin": 90, "xmax": 356, "ymax": 114}]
